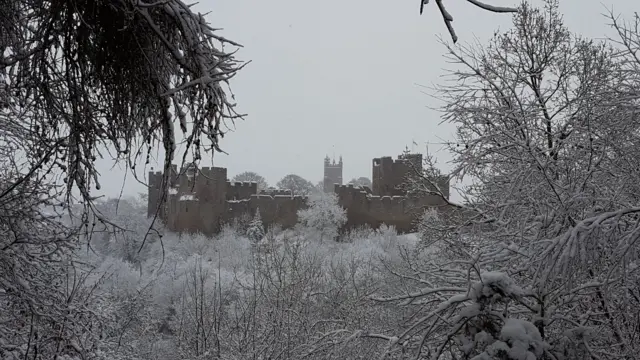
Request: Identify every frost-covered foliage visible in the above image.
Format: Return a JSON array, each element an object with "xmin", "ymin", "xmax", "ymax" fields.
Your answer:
[
  {"xmin": 372, "ymin": 1, "xmax": 640, "ymax": 359},
  {"xmin": 297, "ymin": 193, "xmax": 347, "ymax": 241},
  {"xmin": 89, "ymin": 197, "xmax": 161, "ymax": 266},
  {"xmin": 0, "ymin": 165, "xmax": 98, "ymax": 359},
  {"xmin": 73, "ymin": 205, "xmax": 419, "ymax": 359},
  {"xmin": 460, "ymin": 273, "xmax": 545, "ymax": 360},
  {"xmin": 276, "ymin": 174, "xmax": 315, "ymax": 196},
  {"xmin": 313, "ymin": 180, "xmax": 324, "ymax": 194},
  {"xmin": 246, "ymin": 209, "xmax": 265, "ymax": 243}
]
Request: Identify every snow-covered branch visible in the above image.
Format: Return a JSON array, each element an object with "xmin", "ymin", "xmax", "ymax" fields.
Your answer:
[{"xmin": 420, "ymin": 0, "xmax": 517, "ymax": 43}]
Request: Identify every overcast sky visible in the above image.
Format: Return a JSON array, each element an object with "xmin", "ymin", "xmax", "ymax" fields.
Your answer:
[{"xmin": 95, "ymin": 0, "xmax": 636, "ymax": 199}]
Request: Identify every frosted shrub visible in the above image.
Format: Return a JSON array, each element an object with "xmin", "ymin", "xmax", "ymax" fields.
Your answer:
[
  {"xmin": 297, "ymin": 193, "xmax": 347, "ymax": 242},
  {"xmin": 246, "ymin": 210, "xmax": 265, "ymax": 243},
  {"xmin": 457, "ymin": 273, "xmax": 546, "ymax": 360},
  {"xmin": 90, "ymin": 197, "xmax": 162, "ymax": 266},
  {"xmin": 341, "ymin": 225, "xmax": 375, "ymax": 243},
  {"xmin": 417, "ymin": 208, "xmax": 445, "ymax": 247},
  {"xmin": 375, "ymin": 224, "xmax": 398, "ymax": 251},
  {"xmin": 230, "ymin": 211, "xmax": 252, "ymax": 235}
]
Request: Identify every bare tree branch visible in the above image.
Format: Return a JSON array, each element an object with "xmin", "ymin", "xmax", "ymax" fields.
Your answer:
[{"xmin": 421, "ymin": 0, "xmax": 518, "ymax": 43}]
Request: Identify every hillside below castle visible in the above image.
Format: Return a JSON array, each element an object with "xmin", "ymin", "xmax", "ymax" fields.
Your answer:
[{"xmin": 147, "ymin": 153, "xmax": 450, "ymax": 235}]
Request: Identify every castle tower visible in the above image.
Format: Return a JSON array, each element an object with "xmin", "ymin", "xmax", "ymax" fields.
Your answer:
[
  {"xmin": 323, "ymin": 155, "xmax": 343, "ymax": 193},
  {"xmin": 372, "ymin": 153, "xmax": 423, "ymax": 196}
]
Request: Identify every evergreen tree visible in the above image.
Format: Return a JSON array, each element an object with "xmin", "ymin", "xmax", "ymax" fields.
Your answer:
[{"xmin": 246, "ymin": 209, "xmax": 265, "ymax": 243}]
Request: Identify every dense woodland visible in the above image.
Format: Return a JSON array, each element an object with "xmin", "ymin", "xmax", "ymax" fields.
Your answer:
[{"xmin": 2, "ymin": 0, "xmax": 640, "ymax": 358}]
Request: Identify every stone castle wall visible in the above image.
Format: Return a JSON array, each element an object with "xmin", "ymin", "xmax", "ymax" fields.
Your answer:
[
  {"xmin": 148, "ymin": 166, "xmax": 307, "ymax": 236},
  {"xmin": 148, "ymin": 154, "xmax": 450, "ymax": 236},
  {"xmin": 259, "ymin": 188, "xmax": 293, "ymax": 197},
  {"xmin": 227, "ymin": 182, "xmax": 258, "ymax": 201},
  {"xmin": 149, "ymin": 166, "xmax": 230, "ymax": 235},
  {"xmin": 226, "ymin": 195, "xmax": 307, "ymax": 230},
  {"xmin": 334, "ymin": 184, "xmax": 446, "ymax": 233}
]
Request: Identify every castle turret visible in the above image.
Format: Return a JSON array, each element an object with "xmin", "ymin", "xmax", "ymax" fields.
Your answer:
[
  {"xmin": 147, "ymin": 167, "xmax": 164, "ymax": 218},
  {"xmin": 323, "ymin": 154, "xmax": 343, "ymax": 193},
  {"xmin": 372, "ymin": 153, "xmax": 424, "ymax": 197}
]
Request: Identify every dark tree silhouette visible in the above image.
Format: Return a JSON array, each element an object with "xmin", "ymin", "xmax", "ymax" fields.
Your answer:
[
  {"xmin": 0, "ymin": 1, "xmax": 244, "ymax": 357},
  {"xmin": 1, "ymin": 0, "xmax": 245, "ymax": 206},
  {"xmin": 277, "ymin": 174, "xmax": 315, "ymax": 196}
]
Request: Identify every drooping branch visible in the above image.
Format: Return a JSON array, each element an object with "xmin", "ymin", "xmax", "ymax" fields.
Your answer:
[
  {"xmin": 420, "ymin": 0, "xmax": 518, "ymax": 43},
  {"xmin": 1, "ymin": 0, "xmax": 246, "ymax": 207}
]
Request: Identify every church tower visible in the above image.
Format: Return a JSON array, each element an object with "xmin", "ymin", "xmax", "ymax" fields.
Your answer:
[{"xmin": 323, "ymin": 155, "xmax": 343, "ymax": 193}]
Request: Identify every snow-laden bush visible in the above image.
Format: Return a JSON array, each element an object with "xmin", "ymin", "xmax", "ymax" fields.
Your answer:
[
  {"xmin": 89, "ymin": 197, "xmax": 162, "ymax": 266},
  {"xmin": 297, "ymin": 193, "xmax": 346, "ymax": 242},
  {"xmin": 461, "ymin": 273, "xmax": 546, "ymax": 360},
  {"xmin": 246, "ymin": 209, "xmax": 265, "ymax": 243},
  {"xmin": 471, "ymin": 318, "xmax": 545, "ymax": 360}
]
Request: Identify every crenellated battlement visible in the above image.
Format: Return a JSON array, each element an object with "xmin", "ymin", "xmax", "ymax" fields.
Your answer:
[
  {"xmin": 334, "ymin": 183, "xmax": 367, "ymax": 193},
  {"xmin": 227, "ymin": 181, "xmax": 257, "ymax": 187},
  {"xmin": 226, "ymin": 181, "xmax": 258, "ymax": 201},
  {"xmin": 334, "ymin": 184, "xmax": 369, "ymax": 204},
  {"xmin": 372, "ymin": 156, "xmax": 399, "ymax": 166},
  {"xmin": 260, "ymin": 188, "xmax": 293, "ymax": 197},
  {"xmin": 372, "ymin": 153, "xmax": 432, "ymax": 197}
]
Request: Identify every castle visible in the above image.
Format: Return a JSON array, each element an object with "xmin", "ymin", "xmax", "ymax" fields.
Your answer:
[{"xmin": 147, "ymin": 153, "xmax": 450, "ymax": 236}]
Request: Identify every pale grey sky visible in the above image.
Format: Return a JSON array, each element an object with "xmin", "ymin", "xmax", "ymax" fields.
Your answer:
[{"xmin": 95, "ymin": 0, "xmax": 636, "ymax": 199}]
